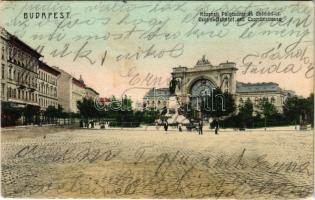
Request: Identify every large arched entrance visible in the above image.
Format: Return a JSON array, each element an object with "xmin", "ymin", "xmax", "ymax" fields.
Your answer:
[{"xmin": 189, "ymin": 79, "xmax": 216, "ymax": 110}]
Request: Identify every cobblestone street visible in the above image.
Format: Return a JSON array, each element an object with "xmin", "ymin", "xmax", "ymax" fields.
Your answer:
[{"xmin": 1, "ymin": 127, "xmax": 313, "ymax": 199}]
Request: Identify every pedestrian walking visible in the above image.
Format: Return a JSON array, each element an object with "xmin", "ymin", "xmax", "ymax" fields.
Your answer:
[
  {"xmin": 198, "ymin": 120, "xmax": 203, "ymax": 135},
  {"xmin": 84, "ymin": 119, "xmax": 89, "ymax": 128},
  {"xmin": 164, "ymin": 121, "xmax": 168, "ymax": 132},
  {"xmin": 79, "ymin": 120, "xmax": 83, "ymax": 128},
  {"xmin": 213, "ymin": 119, "xmax": 219, "ymax": 134},
  {"xmin": 178, "ymin": 123, "xmax": 182, "ymax": 132}
]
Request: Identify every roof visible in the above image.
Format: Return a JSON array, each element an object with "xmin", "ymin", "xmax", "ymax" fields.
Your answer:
[
  {"xmin": 282, "ymin": 90, "xmax": 296, "ymax": 98},
  {"xmin": 39, "ymin": 61, "xmax": 61, "ymax": 76},
  {"xmin": 144, "ymin": 88, "xmax": 170, "ymax": 98},
  {"xmin": 236, "ymin": 82, "xmax": 281, "ymax": 93},
  {"xmin": 72, "ymin": 77, "xmax": 86, "ymax": 88},
  {"xmin": 1, "ymin": 27, "xmax": 42, "ymax": 58},
  {"xmin": 99, "ymin": 97, "xmax": 111, "ymax": 103},
  {"xmin": 85, "ymin": 87, "xmax": 99, "ymax": 95}
]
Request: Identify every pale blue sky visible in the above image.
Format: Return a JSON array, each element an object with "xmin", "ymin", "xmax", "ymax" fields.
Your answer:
[{"xmin": 0, "ymin": 1, "xmax": 313, "ymax": 100}]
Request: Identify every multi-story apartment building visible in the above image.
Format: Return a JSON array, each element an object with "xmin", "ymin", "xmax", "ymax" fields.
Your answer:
[
  {"xmin": 38, "ymin": 61, "xmax": 60, "ymax": 110},
  {"xmin": 1, "ymin": 27, "xmax": 100, "ymax": 126},
  {"xmin": 71, "ymin": 76, "xmax": 86, "ymax": 113},
  {"xmin": 1, "ymin": 27, "xmax": 41, "ymax": 108},
  {"xmin": 57, "ymin": 70, "xmax": 94, "ymax": 113}
]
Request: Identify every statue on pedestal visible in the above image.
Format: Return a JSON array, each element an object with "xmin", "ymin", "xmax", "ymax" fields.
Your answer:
[
  {"xmin": 169, "ymin": 76, "xmax": 181, "ymax": 95},
  {"xmin": 165, "ymin": 76, "xmax": 189, "ymax": 125},
  {"xmin": 169, "ymin": 76, "xmax": 177, "ymax": 95}
]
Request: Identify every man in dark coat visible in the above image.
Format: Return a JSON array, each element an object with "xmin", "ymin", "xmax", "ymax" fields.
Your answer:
[
  {"xmin": 198, "ymin": 120, "xmax": 203, "ymax": 135},
  {"xmin": 213, "ymin": 119, "xmax": 219, "ymax": 134},
  {"xmin": 164, "ymin": 121, "xmax": 168, "ymax": 132}
]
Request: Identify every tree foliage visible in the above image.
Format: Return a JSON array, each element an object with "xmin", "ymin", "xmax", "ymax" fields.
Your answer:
[
  {"xmin": 201, "ymin": 88, "xmax": 236, "ymax": 118},
  {"xmin": 24, "ymin": 105, "xmax": 40, "ymax": 124},
  {"xmin": 77, "ymin": 98, "xmax": 99, "ymax": 119},
  {"xmin": 44, "ymin": 105, "xmax": 63, "ymax": 119},
  {"xmin": 283, "ymin": 93, "xmax": 314, "ymax": 126},
  {"xmin": 257, "ymin": 97, "xmax": 277, "ymax": 118},
  {"xmin": 238, "ymin": 99, "xmax": 254, "ymax": 128}
]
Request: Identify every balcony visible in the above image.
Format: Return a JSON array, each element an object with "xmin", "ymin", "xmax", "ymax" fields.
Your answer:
[{"xmin": 17, "ymin": 79, "xmax": 37, "ymax": 90}]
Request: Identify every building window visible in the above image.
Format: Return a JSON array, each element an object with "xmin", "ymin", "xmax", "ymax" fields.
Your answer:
[
  {"xmin": 271, "ymin": 96, "xmax": 275, "ymax": 103},
  {"xmin": 1, "ymin": 64, "xmax": 4, "ymax": 79},
  {"xmin": 8, "ymin": 47, "xmax": 12, "ymax": 61},
  {"xmin": 1, "ymin": 83, "xmax": 5, "ymax": 97},
  {"xmin": 11, "ymin": 88, "xmax": 14, "ymax": 98},
  {"xmin": 7, "ymin": 87, "xmax": 11, "ymax": 98},
  {"xmin": 1, "ymin": 47, "xmax": 4, "ymax": 60},
  {"xmin": 8, "ymin": 67, "xmax": 12, "ymax": 80}
]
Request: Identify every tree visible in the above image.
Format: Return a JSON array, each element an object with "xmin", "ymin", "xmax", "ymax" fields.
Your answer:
[
  {"xmin": 24, "ymin": 105, "xmax": 40, "ymax": 124},
  {"xmin": 44, "ymin": 105, "xmax": 64, "ymax": 123},
  {"xmin": 283, "ymin": 93, "xmax": 314, "ymax": 127},
  {"xmin": 238, "ymin": 99, "xmax": 254, "ymax": 128},
  {"xmin": 283, "ymin": 96, "xmax": 302, "ymax": 125},
  {"xmin": 202, "ymin": 88, "xmax": 236, "ymax": 118},
  {"xmin": 306, "ymin": 93, "xmax": 314, "ymax": 127},
  {"xmin": 77, "ymin": 98, "xmax": 98, "ymax": 119},
  {"xmin": 1, "ymin": 102, "xmax": 22, "ymax": 126},
  {"xmin": 142, "ymin": 108, "xmax": 159, "ymax": 124},
  {"xmin": 257, "ymin": 98, "xmax": 277, "ymax": 130}
]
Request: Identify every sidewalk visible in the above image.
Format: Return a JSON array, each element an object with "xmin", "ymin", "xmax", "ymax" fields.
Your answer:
[
  {"xmin": 1, "ymin": 123, "xmax": 75, "ymax": 131},
  {"xmin": 78, "ymin": 125, "xmax": 311, "ymax": 132},
  {"xmin": 2, "ymin": 124, "xmax": 312, "ymax": 133}
]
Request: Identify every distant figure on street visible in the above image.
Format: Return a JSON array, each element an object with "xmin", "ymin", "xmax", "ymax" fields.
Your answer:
[
  {"xmin": 213, "ymin": 119, "xmax": 219, "ymax": 134},
  {"xmin": 79, "ymin": 120, "xmax": 83, "ymax": 128},
  {"xmin": 155, "ymin": 120, "xmax": 159, "ymax": 130},
  {"xmin": 100, "ymin": 122, "xmax": 105, "ymax": 129},
  {"xmin": 164, "ymin": 121, "xmax": 168, "ymax": 132},
  {"xmin": 198, "ymin": 120, "xmax": 203, "ymax": 135},
  {"xmin": 84, "ymin": 119, "xmax": 89, "ymax": 128},
  {"xmin": 178, "ymin": 123, "xmax": 182, "ymax": 132},
  {"xmin": 90, "ymin": 120, "xmax": 95, "ymax": 128}
]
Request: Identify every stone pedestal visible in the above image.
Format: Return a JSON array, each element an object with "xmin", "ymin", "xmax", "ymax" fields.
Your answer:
[{"xmin": 165, "ymin": 96, "xmax": 189, "ymax": 124}]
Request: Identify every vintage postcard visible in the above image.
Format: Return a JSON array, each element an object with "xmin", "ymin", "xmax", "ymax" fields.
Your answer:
[{"xmin": 0, "ymin": 0, "xmax": 314, "ymax": 199}]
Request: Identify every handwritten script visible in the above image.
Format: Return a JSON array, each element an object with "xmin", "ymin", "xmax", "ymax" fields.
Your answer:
[
  {"xmin": 2, "ymin": 141, "xmax": 313, "ymax": 198},
  {"xmin": 0, "ymin": 1, "xmax": 313, "ymax": 78}
]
